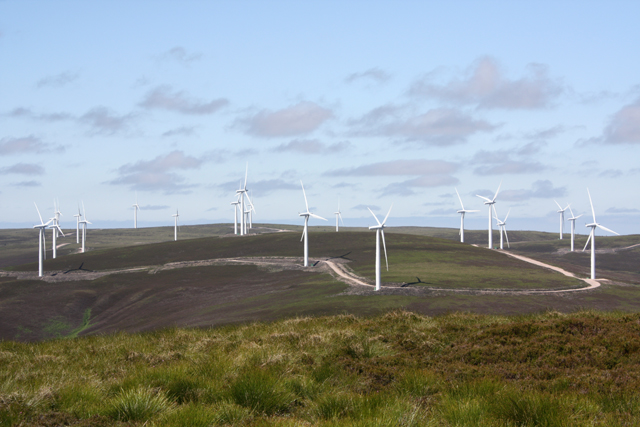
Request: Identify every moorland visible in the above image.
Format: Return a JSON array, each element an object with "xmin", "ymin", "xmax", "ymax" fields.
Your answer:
[{"xmin": 1, "ymin": 224, "xmax": 640, "ymax": 425}]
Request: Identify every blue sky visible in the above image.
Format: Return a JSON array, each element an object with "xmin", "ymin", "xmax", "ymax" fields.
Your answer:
[{"xmin": 1, "ymin": 1, "xmax": 639, "ymax": 234}]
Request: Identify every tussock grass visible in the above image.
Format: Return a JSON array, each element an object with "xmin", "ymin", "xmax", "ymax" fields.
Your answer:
[{"xmin": 3, "ymin": 310, "xmax": 640, "ymax": 426}]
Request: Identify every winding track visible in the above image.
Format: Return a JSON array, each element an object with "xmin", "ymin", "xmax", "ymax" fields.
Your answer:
[{"xmin": 2, "ymin": 249, "xmax": 605, "ymax": 294}]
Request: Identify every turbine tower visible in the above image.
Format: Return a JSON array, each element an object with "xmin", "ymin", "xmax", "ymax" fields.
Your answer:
[
  {"xmin": 567, "ymin": 206, "xmax": 583, "ymax": 252},
  {"xmin": 555, "ymin": 200, "xmax": 570, "ymax": 240},
  {"xmin": 476, "ymin": 182, "xmax": 501, "ymax": 249},
  {"xmin": 299, "ymin": 181, "xmax": 327, "ymax": 267},
  {"xmin": 73, "ymin": 206, "xmax": 81, "ymax": 244},
  {"xmin": 455, "ymin": 188, "xmax": 479, "ymax": 243},
  {"xmin": 231, "ymin": 197, "xmax": 240, "ymax": 235},
  {"xmin": 334, "ymin": 200, "xmax": 345, "ymax": 232},
  {"xmin": 133, "ymin": 193, "xmax": 141, "ymax": 229},
  {"xmin": 368, "ymin": 205, "xmax": 392, "ymax": 291},
  {"xmin": 33, "ymin": 203, "xmax": 53, "ymax": 277},
  {"xmin": 172, "ymin": 209, "xmax": 179, "ymax": 241},
  {"xmin": 49, "ymin": 215, "xmax": 65, "ymax": 259},
  {"xmin": 79, "ymin": 202, "xmax": 92, "ymax": 253},
  {"xmin": 492, "ymin": 206, "xmax": 510, "ymax": 250},
  {"xmin": 583, "ymin": 189, "xmax": 619, "ymax": 280}
]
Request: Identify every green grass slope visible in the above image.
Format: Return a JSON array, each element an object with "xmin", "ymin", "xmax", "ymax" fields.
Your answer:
[{"xmin": 3, "ymin": 310, "xmax": 640, "ymax": 426}]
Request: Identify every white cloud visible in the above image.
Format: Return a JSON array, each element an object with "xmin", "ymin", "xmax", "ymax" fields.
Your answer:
[
  {"xmin": 159, "ymin": 46, "xmax": 202, "ymax": 64},
  {"xmin": 0, "ymin": 163, "xmax": 44, "ymax": 175},
  {"xmin": 108, "ymin": 151, "xmax": 204, "ymax": 194},
  {"xmin": 79, "ymin": 107, "xmax": 136, "ymax": 134},
  {"xmin": 345, "ymin": 67, "xmax": 391, "ymax": 85},
  {"xmin": 497, "ymin": 180, "xmax": 567, "ymax": 202},
  {"xmin": 326, "ymin": 159, "xmax": 458, "ymax": 176},
  {"xmin": 11, "ymin": 180, "xmax": 40, "ymax": 187},
  {"xmin": 601, "ymin": 98, "xmax": 640, "ymax": 144},
  {"xmin": 0, "ymin": 136, "xmax": 63, "ymax": 155},
  {"xmin": 36, "ymin": 71, "xmax": 79, "ymax": 88},
  {"xmin": 238, "ymin": 102, "xmax": 333, "ymax": 137},
  {"xmin": 409, "ymin": 56, "xmax": 564, "ymax": 110},
  {"xmin": 162, "ymin": 126, "xmax": 196, "ymax": 137},
  {"xmin": 140, "ymin": 86, "xmax": 229, "ymax": 115},
  {"xmin": 273, "ymin": 139, "xmax": 350, "ymax": 154},
  {"xmin": 349, "ymin": 106, "xmax": 496, "ymax": 145}
]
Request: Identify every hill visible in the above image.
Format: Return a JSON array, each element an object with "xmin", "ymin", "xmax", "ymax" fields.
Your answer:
[
  {"xmin": 2, "ymin": 310, "xmax": 640, "ymax": 426},
  {"xmin": 1, "ymin": 226, "xmax": 640, "ymax": 342}
]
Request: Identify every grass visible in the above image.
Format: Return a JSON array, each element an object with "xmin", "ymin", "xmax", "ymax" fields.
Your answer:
[{"xmin": 3, "ymin": 310, "xmax": 640, "ymax": 426}]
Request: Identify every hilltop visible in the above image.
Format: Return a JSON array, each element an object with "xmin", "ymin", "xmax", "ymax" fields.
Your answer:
[{"xmin": 1, "ymin": 225, "xmax": 639, "ymax": 342}]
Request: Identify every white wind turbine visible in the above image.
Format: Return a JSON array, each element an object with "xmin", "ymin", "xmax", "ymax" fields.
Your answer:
[
  {"xmin": 33, "ymin": 203, "xmax": 54, "ymax": 277},
  {"xmin": 455, "ymin": 188, "xmax": 479, "ymax": 243},
  {"xmin": 235, "ymin": 165, "xmax": 256, "ymax": 236},
  {"xmin": 73, "ymin": 206, "xmax": 82, "ymax": 244},
  {"xmin": 554, "ymin": 200, "xmax": 570, "ymax": 240},
  {"xmin": 79, "ymin": 202, "xmax": 92, "ymax": 253},
  {"xmin": 583, "ymin": 189, "xmax": 619, "ymax": 280},
  {"xmin": 132, "ymin": 192, "xmax": 141, "ymax": 229},
  {"xmin": 299, "ymin": 181, "xmax": 327, "ymax": 267},
  {"xmin": 54, "ymin": 199, "xmax": 62, "ymax": 238},
  {"xmin": 334, "ymin": 200, "xmax": 345, "ymax": 232},
  {"xmin": 368, "ymin": 205, "xmax": 392, "ymax": 292},
  {"xmin": 171, "ymin": 209, "xmax": 179, "ymax": 241},
  {"xmin": 476, "ymin": 182, "xmax": 501, "ymax": 249},
  {"xmin": 248, "ymin": 190, "xmax": 254, "ymax": 229},
  {"xmin": 492, "ymin": 206, "xmax": 511, "ymax": 250},
  {"xmin": 231, "ymin": 196, "xmax": 240, "ymax": 235},
  {"xmin": 49, "ymin": 212, "xmax": 65, "ymax": 259},
  {"xmin": 567, "ymin": 206, "xmax": 583, "ymax": 252}
]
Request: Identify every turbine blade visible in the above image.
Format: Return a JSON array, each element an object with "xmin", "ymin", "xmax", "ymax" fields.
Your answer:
[
  {"xmin": 568, "ymin": 205, "xmax": 575, "ymax": 218},
  {"xmin": 309, "ymin": 213, "xmax": 327, "ymax": 221},
  {"xmin": 504, "ymin": 228, "xmax": 510, "ymax": 248},
  {"xmin": 367, "ymin": 207, "xmax": 381, "ymax": 226},
  {"xmin": 583, "ymin": 230, "xmax": 592, "ymax": 252},
  {"xmin": 339, "ymin": 212, "xmax": 345, "ymax": 226},
  {"xmin": 455, "ymin": 188, "xmax": 465, "ymax": 210},
  {"xmin": 476, "ymin": 195, "xmax": 491, "ymax": 202},
  {"xmin": 382, "ymin": 204, "xmax": 393, "ymax": 225},
  {"xmin": 492, "ymin": 204, "xmax": 498, "ymax": 220},
  {"xmin": 492, "ymin": 181, "xmax": 502, "ymax": 202},
  {"xmin": 587, "ymin": 188, "xmax": 596, "ymax": 222},
  {"xmin": 381, "ymin": 229, "xmax": 389, "ymax": 271},
  {"xmin": 300, "ymin": 227, "xmax": 306, "ymax": 242},
  {"xmin": 504, "ymin": 208, "xmax": 511, "ymax": 222},
  {"xmin": 597, "ymin": 224, "xmax": 620, "ymax": 235},
  {"xmin": 56, "ymin": 225, "xmax": 65, "ymax": 237},
  {"xmin": 244, "ymin": 162, "xmax": 248, "ymax": 189},
  {"xmin": 300, "ymin": 181, "xmax": 309, "ymax": 212},
  {"xmin": 554, "ymin": 200, "xmax": 562, "ymax": 210},
  {"xmin": 34, "ymin": 202, "xmax": 44, "ymax": 224},
  {"xmin": 245, "ymin": 192, "xmax": 256, "ymax": 213}
]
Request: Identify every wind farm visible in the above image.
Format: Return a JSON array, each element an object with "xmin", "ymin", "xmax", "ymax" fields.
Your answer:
[{"xmin": 2, "ymin": 2, "xmax": 640, "ymax": 424}]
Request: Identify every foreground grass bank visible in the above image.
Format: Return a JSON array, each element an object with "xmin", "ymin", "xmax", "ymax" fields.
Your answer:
[{"xmin": 3, "ymin": 310, "xmax": 640, "ymax": 426}]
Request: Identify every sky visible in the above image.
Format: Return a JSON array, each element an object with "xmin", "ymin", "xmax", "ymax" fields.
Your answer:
[{"xmin": 1, "ymin": 1, "xmax": 640, "ymax": 235}]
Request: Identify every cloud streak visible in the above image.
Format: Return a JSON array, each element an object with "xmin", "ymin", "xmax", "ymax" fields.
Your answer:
[
  {"xmin": 0, "ymin": 163, "xmax": 44, "ymax": 175},
  {"xmin": 272, "ymin": 139, "xmax": 350, "ymax": 154},
  {"xmin": 237, "ymin": 102, "xmax": 333, "ymax": 137},
  {"xmin": 140, "ymin": 86, "xmax": 229, "ymax": 115},
  {"xmin": 36, "ymin": 71, "xmax": 79, "ymax": 88},
  {"xmin": 410, "ymin": 56, "xmax": 564, "ymax": 110},
  {"xmin": 0, "ymin": 136, "xmax": 64, "ymax": 154}
]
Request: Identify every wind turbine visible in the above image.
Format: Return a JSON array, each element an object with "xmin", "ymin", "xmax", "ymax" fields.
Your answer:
[
  {"xmin": 79, "ymin": 202, "xmax": 92, "ymax": 253},
  {"xmin": 334, "ymin": 200, "xmax": 345, "ymax": 232},
  {"xmin": 476, "ymin": 182, "xmax": 501, "ymax": 249},
  {"xmin": 171, "ymin": 209, "xmax": 179, "ymax": 241},
  {"xmin": 49, "ymin": 214, "xmax": 65, "ymax": 259},
  {"xmin": 248, "ymin": 190, "xmax": 254, "ymax": 229},
  {"xmin": 235, "ymin": 164, "xmax": 256, "ymax": 236},
  {"xmin": 299, "ymin": 181, "xmax": 327, "ymax": 267},
  {"xmin": 368, "ymin": 205, "xmax": 392, "ymax": 291},
  {"xmin": 455, "ymin": 188, "xmax": 479, "ymax": 243},
  {"xmin": 567, "ymin": 206, "xmax": 583, "ymax": 252},
  {"xmin": 33, "ymin": 203, "xmax": 53, "ymax": 277},
  {"xmin": 231, "ymin": 196, "xmax": 240, "ymax": 235},
  {"xmin": 492, "ymin": 206, "xmax": 510, "ymax": 250},
  {"xmin": 73, "ymin": 206, "xmax": 81, "ymax": 244},
  {"xmin": 133, "ymin": 193, "xmax": 141, "ymax": 229},
  {"xmin": 583, "ymin": 189, "xmax": 619, "ymax": 280},
  {"xmin": 555, "ymin": 201, "xmax": 570, "ymax": 240},
  {"xmin": 53, "ymin": 199, "xmax": 62, "ymax": 238}
]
